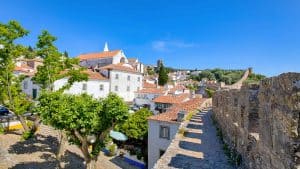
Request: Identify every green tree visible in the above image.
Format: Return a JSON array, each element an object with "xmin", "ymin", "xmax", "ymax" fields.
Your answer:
[
  {"xmin": 0, "ymin": 20, "xmax": 35, "ymax": 133},
  {"xmin": 158, "ymin": 63, "xmax": 168, "ymax": 86},
  {"xmin": 37, "ymin": 92, "xmax": 129, "ymax": 169},
  {"xmin": 117, "ymin": 108, "xmax": 152, "ymax": 140},
  {"xmin": 198, "ymin": 70, "xmax": 215, "ymax": 81}
]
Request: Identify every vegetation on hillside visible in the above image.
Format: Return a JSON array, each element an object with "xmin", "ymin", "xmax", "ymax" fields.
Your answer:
[{"xmin": 189, "ymin": 68, "xmax": 265, "ymax": 85}]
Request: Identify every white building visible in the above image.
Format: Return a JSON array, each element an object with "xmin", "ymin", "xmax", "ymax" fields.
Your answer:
[
  {"xmin": 134, "ymin": 87, "xmax": 167, "ymax": 112},
  {"xmin": 14, "ymin": 61, "xmax": 41, "ymax": 99},
  {"xmin": 147, "ymin": 98, "xmax": 207, "ymax": 169},
  {"xmin": 53, "ymin": 70, "xmax": 110, "ymax": 99},
  {"xmin": 78, "ymin": 43, "xmax": 128, "ymax": 69},
  {"xmin": 147, "ymin": 109, "xmax": 183, "ymax": 169},
  {"xmin": 128, "ymin": 58, "xmax": 144, "ymax": 74},
  {"xmin": 100, "ymin": 63, "xmax": 143, "ymax": 102}
]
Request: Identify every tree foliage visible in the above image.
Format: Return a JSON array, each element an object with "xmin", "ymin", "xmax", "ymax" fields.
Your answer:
[
  {"xmin": 158, "ymin": 63, "xmax": 168, "ymax": 86},
  {"xmin": 117, "ymin": 108, "xmax": 152, "ymax": 140},
  {"xmin": 190, "ymin": 68, "xmax": 265, "ymax": 85},
  {"xmin": 36, "ymin": 92, "xmax": 129, "ymax": 167},
  {"xmin": 0, "ymin": 20, "xmax": 34, "ymax": 132}
]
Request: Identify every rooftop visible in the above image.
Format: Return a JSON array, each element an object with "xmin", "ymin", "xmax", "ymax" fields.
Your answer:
[
  {"xmin": 153, "ymin": 93, "xmax": 190, "ymax": 104},
  {"xmin": 78, "ymin": 50, "xmax": 121, "ymax": 60},
  {"xmin": 100, "ymin": 63, "xmax": 140, "ymax": 74},
  {"xmin": 148, "ymin": 97, "xmax": 207, "ymax": 123}
]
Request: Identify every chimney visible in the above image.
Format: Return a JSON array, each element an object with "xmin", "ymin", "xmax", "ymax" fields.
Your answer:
[{"xmin": 177, "ymin": 111, "xmax": 186, "ymax": 122}]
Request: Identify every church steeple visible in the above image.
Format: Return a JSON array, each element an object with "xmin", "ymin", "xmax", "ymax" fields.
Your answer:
[{"xmin": 103, "ymin": 42, "xmax": 109, "ymax": 52}]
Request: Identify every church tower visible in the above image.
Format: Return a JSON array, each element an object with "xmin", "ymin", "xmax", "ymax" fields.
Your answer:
[{"xmin": 103, "ymin": 42, "xmax": 109, "ymax": 52}]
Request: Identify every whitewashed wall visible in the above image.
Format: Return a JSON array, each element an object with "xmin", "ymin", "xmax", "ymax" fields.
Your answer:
[
  {"xmin": 21, "ymin": 77, "xmax": 41, "ymax": 99},
  {"xmin": 134, "ymin": 93, "xmax": 159, "ymax": 112},
  {"xmin": 148, "ymin": 120, "xmax": 180, "ymax": 169},
  {"xmin": 109, "ymin": 70, "xmax": 143, "ymax": 102},
  {"xmin": 53, "ymin": 78, "xmax": 110, "ymax": 99}
]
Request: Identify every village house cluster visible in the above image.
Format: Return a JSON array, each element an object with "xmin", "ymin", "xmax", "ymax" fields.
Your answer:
[{"xmin": 13, "ymin": 43, "xmax": 209, "ymax": 169}]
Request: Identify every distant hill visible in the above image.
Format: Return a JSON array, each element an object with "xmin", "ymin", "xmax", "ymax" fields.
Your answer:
[{"xmin": 189, "ymin": 68, "xmax": 266, "ymax": 85}]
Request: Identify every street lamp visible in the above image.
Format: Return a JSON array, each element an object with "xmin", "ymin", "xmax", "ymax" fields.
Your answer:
[{"xmin": 87, "ymin": 134, "xmax": 97, "ymax": 144}]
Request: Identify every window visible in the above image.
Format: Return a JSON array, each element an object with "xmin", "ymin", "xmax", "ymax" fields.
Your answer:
[
  {"xmin": 23, "ymin": 81, "xmax": 28, "ymax": 89},
  {"xmin": 115, "ymin": 74, "xmax": 119, "ymax": 79},
  {"xmin": 127, "ymin": 86, "xmax": 130, "ymax": 91},
  {"xmin": 137, "ymin": 77, "xmax": 141, "ymax": 82},
  {"xmin": 127, "ymin": 75, "xmax": 130, "ymax": 81},
  {"xmin": 159, "ymin": 126, "xmax": 170, "ymax": 139},
  {"xmin": 99, "ymin": 84, "xmax": 104, "ymax": 91},
  {"xmin": 234, "ymin": 98, "xmax": 238, "ymax": 107},
  {"xmin": 82, "ymin": 83, "xmax": 87, "ymax": 90},
  {"xmin": 115, "ymin": 85, "xmax": 118, "ymax": 91},
  {"xmin": 159, "ymin": 149, "xmax": 165, "ymax": 157}
]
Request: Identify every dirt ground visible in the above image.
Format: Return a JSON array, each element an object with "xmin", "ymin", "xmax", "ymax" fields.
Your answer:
[{"xmin": 0, "ymin": 125, "xmax": 139, "ymax": 169}]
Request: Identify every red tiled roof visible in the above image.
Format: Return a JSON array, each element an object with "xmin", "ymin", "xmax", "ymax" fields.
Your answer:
[
  {"xmin": 136, "ymin": 88, "xmax": 166, "ymax": 94},
  {"xmin": 100, "ymin": 63, "xmax": 140, "ymax": 74},
  {"xmin": 153, "ymin": 93, "xmax": 190, "ymax": 104},
  {"xmin": 78, "ymin": 50, "xmax": 121, "ymax": 60},
  {"xmin": 82, "ymin": 70, "xmax": 107, "ymax": 80},
  {"xmin": 14, "ymin": 64, "xmax": 36, "ymax": 76},
  {"xmin": 60, "ymin": 69, "xmax": 107, "ymax": 80},
  {"xmin": 168, "ymin": 85, "xmax": 186, "ymax": 93},
  {"xmin": 148, "ymin": 98, "xmax": 207, "ymax": 123},
  {"xmin": 143, "ymin": 81, "xmax": 157, "ymax": 88}
]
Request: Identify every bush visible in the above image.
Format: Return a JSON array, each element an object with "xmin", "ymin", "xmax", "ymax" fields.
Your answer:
[
  {"xmin": 108, "ymin": 144, "xmax": 117, "ymax": 156},
  {"xmin": 22, "ymin": 131, "xmax": 34, "ymax": 140},
  {"xmin": 178, "ymin": 127, "xmax": 186, "ymax": 135},
  {"xmin": 0, "ymin": 125, "xmax": 4, "ymax": 134},
  {"xmin": 185, "ymin": 111, "xmax": 194, "ymax": 121}
]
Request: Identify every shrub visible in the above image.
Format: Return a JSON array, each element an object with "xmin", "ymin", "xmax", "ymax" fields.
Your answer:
[
  {"xmin": 108, "ymin": 144, "xmax": 117, "ymax": 156},
  {"xmin": 178, "ymin": 127, "xmax": 186, "ymax": 135},
  {"xmin": 0, "ymin": 125, "xmax": 4, "ymax": 134},
  {"xmin": 185, "ymin": 111, "xmax": 194, "ymax": 121},
  {"xmin": 22, "ymin": 131, "xmax": 34, "ymax": 140}
]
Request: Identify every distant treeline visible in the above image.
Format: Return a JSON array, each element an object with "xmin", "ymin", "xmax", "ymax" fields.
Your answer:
[{"xmin": 189, "ymin": 68, "xmax": 266, "ymax": 85}]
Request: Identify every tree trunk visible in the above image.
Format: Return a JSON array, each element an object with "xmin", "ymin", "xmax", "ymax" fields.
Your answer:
[
  {"xmin": 31, "ymin": 116, "xmax": 41, "ymax": 134},
  {"xmin": 57, "ymin": 131, "xmax": 67, "ymax": 160},
  {"xmin": 86, "ymin": 159, "xmax": 96, "ymax": 169},
  {"xmin": 18, "ymin": 115, "xmax": 29, "ymax": 132}
]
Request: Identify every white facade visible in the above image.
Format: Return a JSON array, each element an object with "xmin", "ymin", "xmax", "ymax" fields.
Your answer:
[
  {"xmin": 79, "ymin": 50, "xmax": 128, "ymax": 68},
  {"xmin": 21, "ymin": 77, "xmax": 41, "ymax": 99},
  {"xmin": 108, "ymin": 70, "xmax": 143, "ymax": 102},
  {"xmin": 53, "ymin": 78, "xmax": 110, "ymax": 99},
  {"xmin": 148, "ymin": 120, "xmax": 180, "ymax": 169},
  {"xmin": 134, "ymin": 93, "xmax": 160, "ymax": 111}
]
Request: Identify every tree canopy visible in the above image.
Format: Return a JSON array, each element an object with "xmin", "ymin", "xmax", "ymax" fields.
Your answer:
[
  {"xmin": 158, "ymin": 63, "xmax": 168, "ymax": 86},
  {"xmin": 117, "ymin": 108, "xmax": 152, "ymax": 140},
  {"xmin": 36, "ymin": 92, "xmax": 129, "ymax": 168}
]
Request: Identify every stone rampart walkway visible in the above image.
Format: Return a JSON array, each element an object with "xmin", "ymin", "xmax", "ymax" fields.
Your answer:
[{"xmin": 154, "ymin": 110, "xmax": 234, "ymax": 169}]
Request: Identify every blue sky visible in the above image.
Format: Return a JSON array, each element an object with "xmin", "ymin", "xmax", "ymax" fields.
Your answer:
[{"xmin": 1, "ymin": 0, "xmax": 300, "ymax": 76}]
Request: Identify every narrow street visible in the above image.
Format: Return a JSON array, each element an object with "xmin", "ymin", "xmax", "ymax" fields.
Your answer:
[{"xmin": 157, "ymin": 110, "xmax": 234, "ymax": 169}]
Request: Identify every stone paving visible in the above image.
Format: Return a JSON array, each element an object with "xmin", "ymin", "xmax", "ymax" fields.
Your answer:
[
  {"xmin": 154, "ymin": 110, "xmax": 234, "ymax": 169},
  {"xmin": 0, "ymin": 125, "xmax": 138, "ymax": 169}
]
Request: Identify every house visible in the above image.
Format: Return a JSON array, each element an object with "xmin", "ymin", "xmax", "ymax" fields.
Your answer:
[
  {"xmin": 100, "ymin": 63, "xmax": 143, "ymax": 102},
  {"xmin": 147, "ymin": 97, "xmax": 207, "ymax": 169},
  {"xmin": 134, "ymin": 83, "xmax": 167, "ymax": 111},
  {"xmin": 153, "ymin": 93, "xmax": 190, "ymax": 113},
  {"xmin": 53, "ymin": 69, "xmax": 110, "ymax": 99},
  {"xmin": 14, "ymin": 63, "xmax": 40, "ymax": 99},
  {"xmin": 78, "ymin": 43, "xmax": 128, "ymax": 69},
  {"xmin": 127, "ymin": 58, "xmax": 144, "ymax": 74}
]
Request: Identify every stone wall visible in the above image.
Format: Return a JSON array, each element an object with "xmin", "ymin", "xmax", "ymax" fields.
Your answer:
[{"xmin": 212, "ymin": 73, "xmax": 300, "ymax": 169}]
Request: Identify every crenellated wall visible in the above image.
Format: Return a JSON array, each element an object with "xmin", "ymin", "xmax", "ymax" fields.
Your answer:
[{"xmin": 212, "ymin": 73, "xmax": 300, "ymax": 169}]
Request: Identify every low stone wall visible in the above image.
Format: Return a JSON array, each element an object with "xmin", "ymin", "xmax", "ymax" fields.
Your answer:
[{"xmin": 212, "ymin": 73, "xmax": 300, "ymax": 169}]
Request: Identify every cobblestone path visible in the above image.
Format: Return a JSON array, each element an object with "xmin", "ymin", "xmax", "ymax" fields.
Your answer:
[{"xmin": 156, "ymin": 110, "xmax": 234, "ymax": 169}]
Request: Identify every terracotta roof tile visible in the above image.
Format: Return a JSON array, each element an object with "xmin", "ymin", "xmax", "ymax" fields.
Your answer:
[
  {"xmin": 78, "ymin": 50, "xmax": 121, "ymax": 60},
  {"xmin": 14, "ymin": 64, "xmax": 36, "ymax": 76},
  {"xmin": 153, "ymin": 93, "xmax": 190, "ymax": 104},
  {"xmin": 143, "ymin": 81, "xmax": 157, "ymax": 88},
  {"xmin": 148, "ymin": 98, "xmax": 207, "ymax": 123},
  {"xmin": 136, "ymin": 88, "xmax": 166, "ymax": 94},
  {"xmin": 100, "ymin": 63, "xmax": 140, "ymax": 74}
]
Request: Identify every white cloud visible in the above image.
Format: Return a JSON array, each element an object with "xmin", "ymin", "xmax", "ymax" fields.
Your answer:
[{"xmin": 152, "ymin": 40, "xmax": 197, "ymax": 52}]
